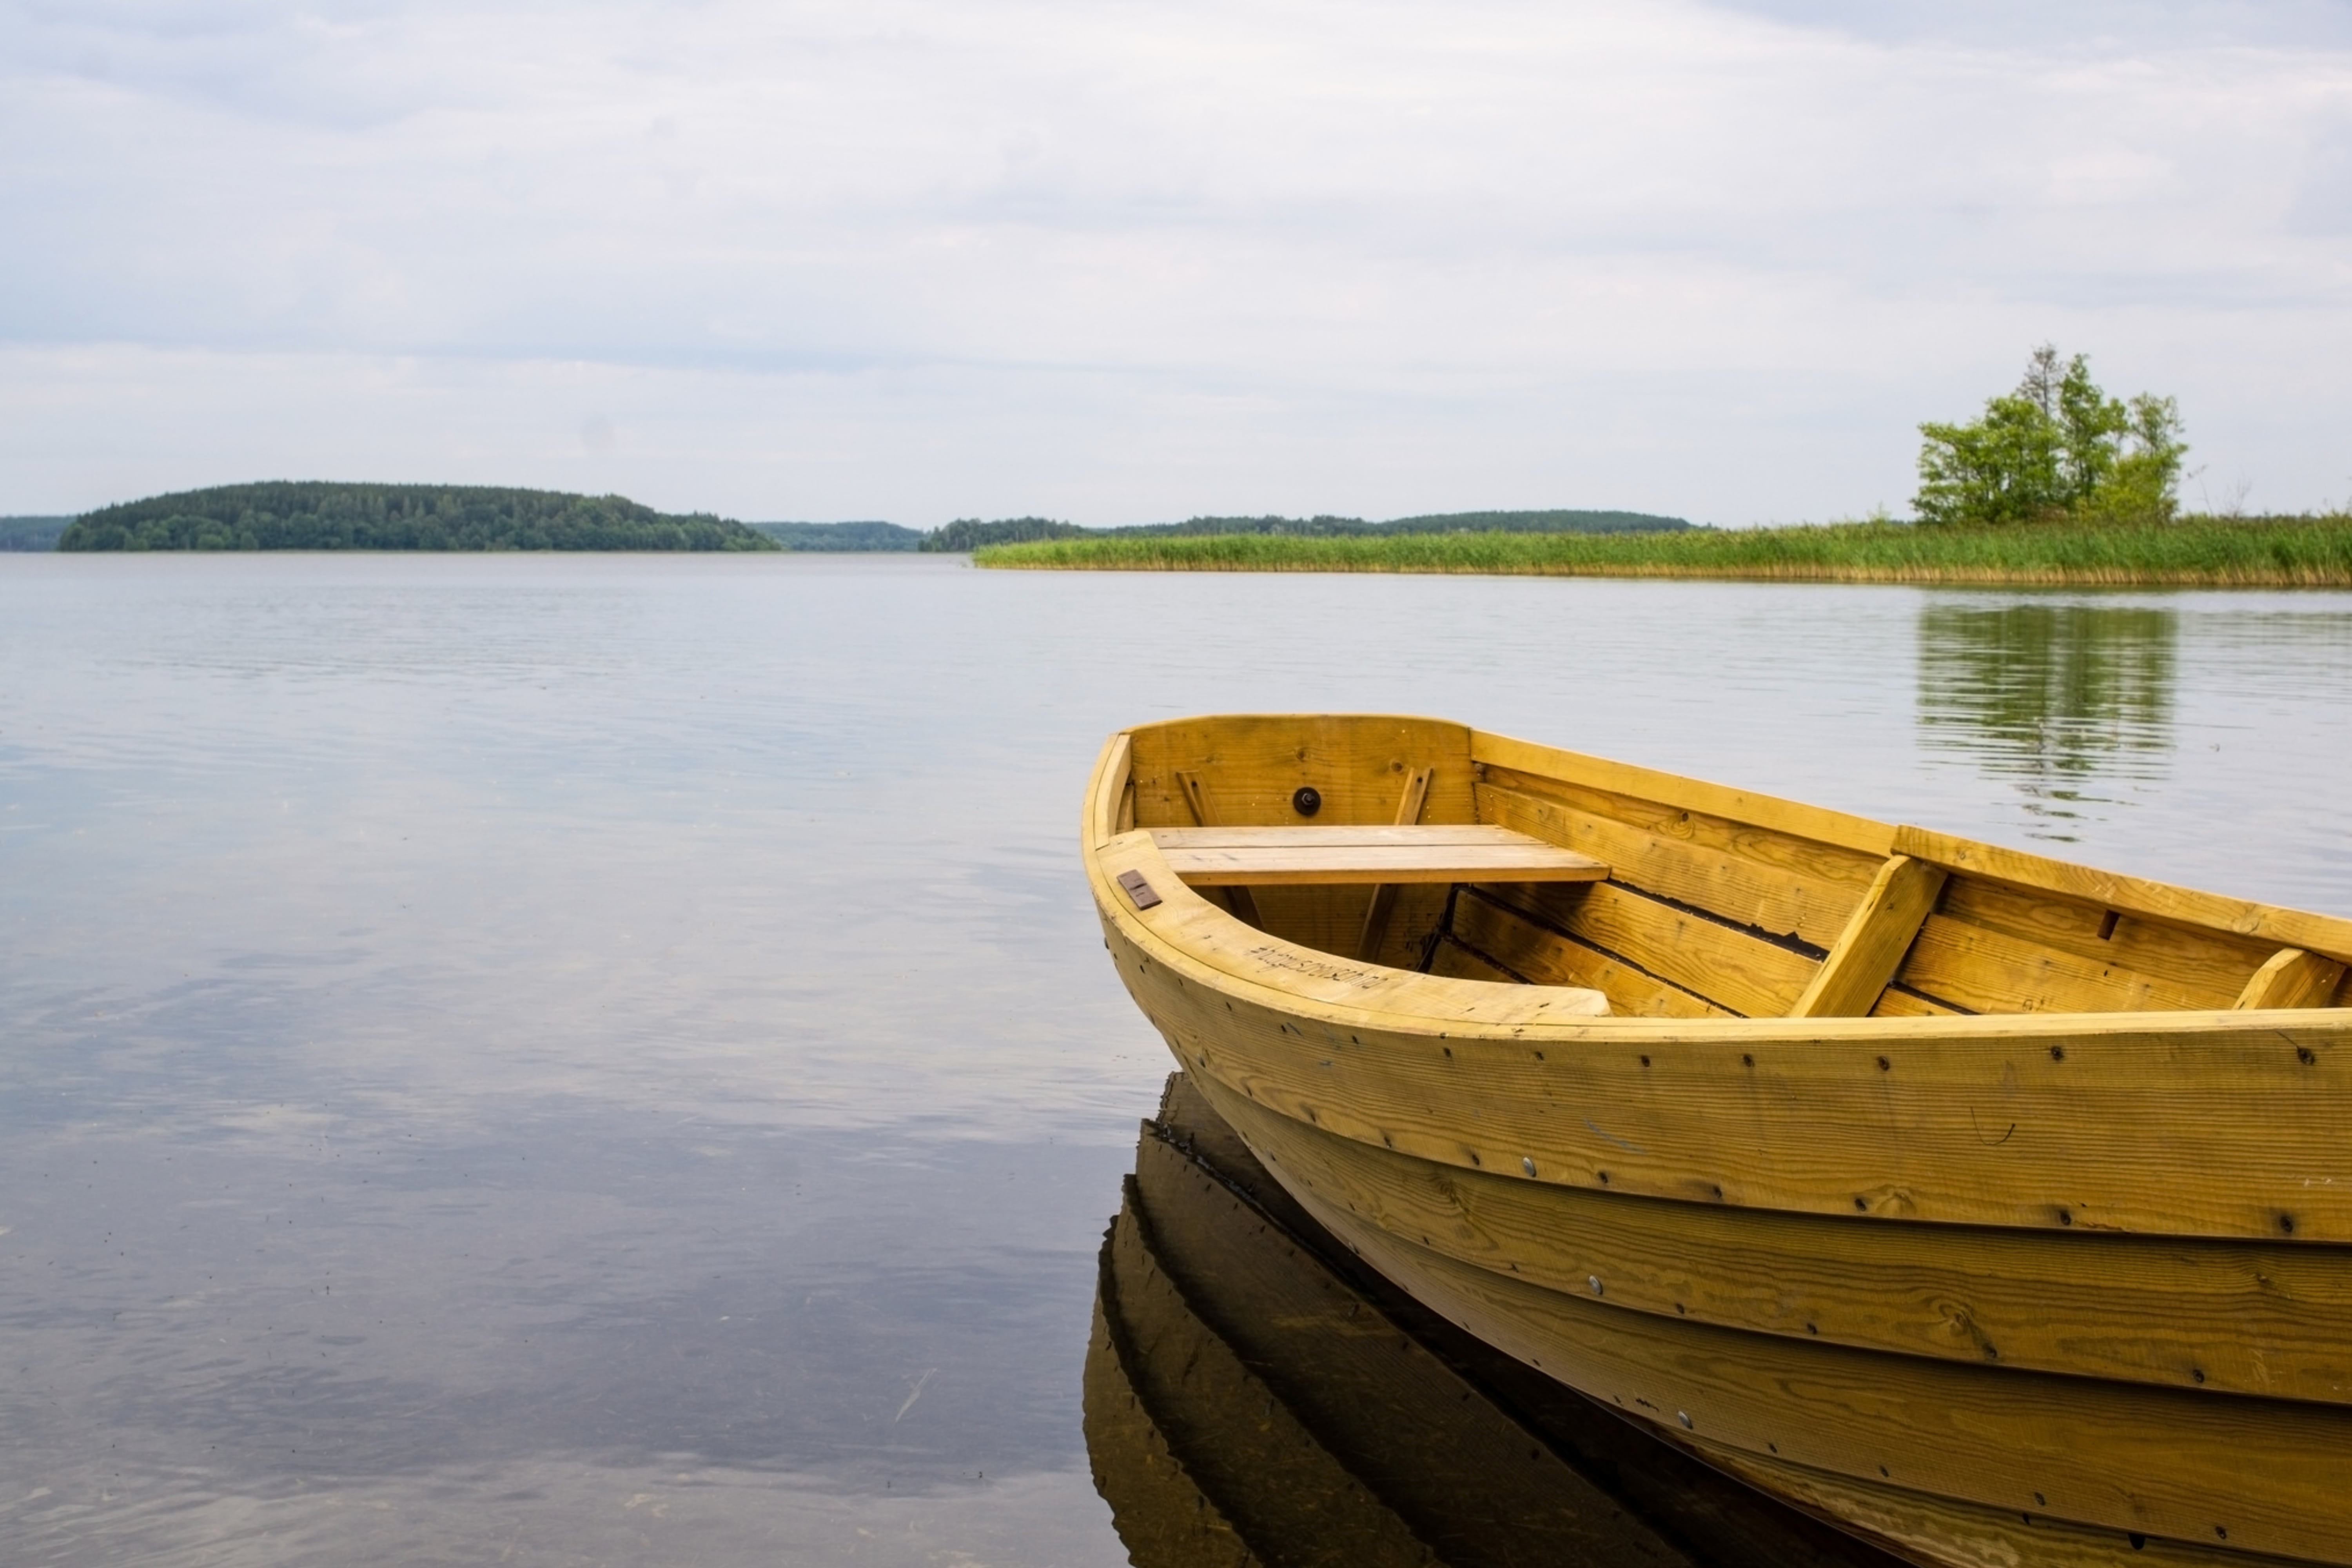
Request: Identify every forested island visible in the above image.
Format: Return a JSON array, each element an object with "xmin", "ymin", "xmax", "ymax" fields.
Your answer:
[{"xmin": 58, "ymin": 483, "xmax": 781, "ymax": 552}]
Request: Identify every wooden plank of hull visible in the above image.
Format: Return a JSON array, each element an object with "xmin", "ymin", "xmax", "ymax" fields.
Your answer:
[
  {"xmin": 1483, "ymin": 880, "xmax": 1822, "ymax": 1017},
  {"xmin": 1093, "ymin": 849, "xmax": 2352, "ymax": 1241},
  {"xmin": 1468, "ymin": 731, "xmax": 1896, "ymax": 862},
  {"xmin": 1131, "ymin": 714, "xmax": 1478, "ymax": 831},
  {"xmin": 1092, "ymin": 730, "xmax": 1134, "ymax": 847},
  {"xmin": 1200, "ymin": 1081, "xmax": 2352, "ymax": 1405},
  {"xmin": 1188, "ymin": 1084, "xmax": 2352, "ymax": 1566},
  {"xmin": 1896, "ymin": 915, "xmax": 2235, "ymax": 1017},
  {"xmin": 1867, "ymin": 988, "xmax": 1964, "ymax": 1019},
  {"xmin": 1450, "ymin": 892, "xmax": 1735, "ymax": 1018},
  {"xmin": 1893, "ymin": 826, "xmax": 2352, "ymax": 969},
  {"xmin": 1933, "ymin": 876, "xmax": 2276, "ymax": 1009},
  {"xmin": 1474, "ymin": 773, "xmax": 1872, "ymax": 953},
  {"xmin": 1699, "ymin": 1446, "xmax": 2331, "ymax": 1568},
  {"xmin": 1428, "ymin": 939, "xmax": 1524, "ymax": 985}
]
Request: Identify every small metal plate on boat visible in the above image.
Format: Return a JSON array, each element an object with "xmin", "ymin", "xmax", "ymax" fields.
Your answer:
[{"xmin": 1116, "ymin": 869, "xmax": 1162, "ymax": 909}]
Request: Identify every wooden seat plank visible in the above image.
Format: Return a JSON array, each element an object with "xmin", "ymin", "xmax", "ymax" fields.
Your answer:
[
  {"xmin": 1150, "ymin": 826, "xmax": 1608, "ymax": 887},
  {"xmin": 1154, "ymin": 825, "xmax": 1544, "ymax": 849}
]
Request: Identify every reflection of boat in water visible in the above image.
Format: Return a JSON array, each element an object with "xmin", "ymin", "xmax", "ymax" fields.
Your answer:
[
  {"xmin": 1087, "ymin": 1072, "xmax": 1901, "ymax": 1568},
  {"xmin": 1081, "ymin": 715, "xmax": 2352, "ymax": 1568}
]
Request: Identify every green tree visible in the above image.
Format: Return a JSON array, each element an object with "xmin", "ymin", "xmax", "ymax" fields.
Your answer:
[
  {"xmin": 1915, "ymin": 347, "xmax": 2186, "ymax": 526},
  {"xmin": 2080, "ymin": 393, "xmax": 2188, "ymax": 523},
  {"xmin": 1915, "ymin": 389, "xmax": 2068, "ymax": 526}
]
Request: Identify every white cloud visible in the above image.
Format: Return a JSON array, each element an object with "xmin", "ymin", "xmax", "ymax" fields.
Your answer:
[{"xmin": 3, "ymin": 0, "xmax": 2349, "ymax": 521}]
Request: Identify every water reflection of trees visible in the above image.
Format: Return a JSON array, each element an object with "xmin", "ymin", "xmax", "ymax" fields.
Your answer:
[{"xmin": 1917, "ymin": 603, "xmax": 2177, "ymax": 840}]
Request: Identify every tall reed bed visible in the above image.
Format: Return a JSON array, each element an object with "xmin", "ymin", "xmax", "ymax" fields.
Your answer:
[{"xmin": 975, "ymin": 517, "xmax": 2352, "ymax": 586}]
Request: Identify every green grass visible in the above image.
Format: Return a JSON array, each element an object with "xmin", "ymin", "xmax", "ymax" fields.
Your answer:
[{"xmin": 974, "ymin": 515, "xmax": 2352, "ymax": 587}]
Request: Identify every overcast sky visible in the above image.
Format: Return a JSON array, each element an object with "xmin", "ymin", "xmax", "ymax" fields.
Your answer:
[{"xmin": 4, "ymin": 0, "xmax": 2348, "ymax": 524}]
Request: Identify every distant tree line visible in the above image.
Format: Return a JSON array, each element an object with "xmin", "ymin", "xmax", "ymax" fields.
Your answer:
[
  {"xmin": 915, "ymin": 509, "xmax": 1692, "ymax": 551},
  {"xmin": 919, "ymin": 517, "xmax": 1096, "ymax": 552},
  {"xmin": 0, "ymin": 516, "xmax": 70, "ymax": 551},
  {"xmin": 36, "ymin": 486, "xmax": 1694, "ymax": 554},
  {"xmin": 750, "ymin": 521, "xmax": 925, "ymax": 551},
  {"xmin": 58, "ymin": 483, "xmax": 781, "ymax": 552}
]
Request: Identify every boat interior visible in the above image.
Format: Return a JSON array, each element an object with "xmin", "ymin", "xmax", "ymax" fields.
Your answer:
[{"xmin": 1100, "ymin": 715, "xmax": 2352, "ymax": 1022}]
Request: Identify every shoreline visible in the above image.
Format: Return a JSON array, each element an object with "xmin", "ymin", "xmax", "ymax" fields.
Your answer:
[{"xmin": 973, "ymin": 516, "xmax": 2352, "ymax": 589}]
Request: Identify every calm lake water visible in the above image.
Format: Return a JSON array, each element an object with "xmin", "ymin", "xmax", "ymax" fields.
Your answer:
[{"xmin": 3, "ymin": 554, "xmax": 2349, "ymax": 1566}]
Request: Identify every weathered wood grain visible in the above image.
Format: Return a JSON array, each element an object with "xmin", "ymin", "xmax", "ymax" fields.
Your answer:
[
  {"xmin": 1257, "ymin": 1164, "xmax": 2352, "ymax": 1566},
  {"xmin": 1132, "ymin": 714, "xmax": 1476, "ymax": 830},
  {"xmin": 1475, "ymin": 775, "xmax": 1873, "ymax": 950},
  {"xmin": 1451, "ymin": 893, "xmax": 1730, "ymax": 1018},
  {"xmin": 1867, "ymin": 987, "xmax": 1964, "ymax": 1019},
  {"xmin": 1895, "ymin": 825, "xmax": 2352, "ymax": 967},
  {"xmin": 1898, "ymin": 913, "xmax": 2208, "ymax": 1014},
  {"xmin": 1171, "ymin": 768, "xmax": 1261, "ymax": 926},
  {"xmin": 1469, "ymin": 731, "xmax": 1895, "ymax": 858},
  {"xmin": 1487, "ymin": 880, "xmax": 1819, "ymax": 1018},
  {"xmin": 1701, "ymin": 1446, "xmax": 2319, "ymax": 1568},
  {"xmin": 2236, "ymin": 947, "xmax": 2347, "ymax": 1010},
  {"xmin": 1205, "ymin": 1082, "xmax": 2352, "ymax": 1404},
  {"xmin": 1793, "ymin": 856, "xmax": 1948, "ymax": 1018},
  {"xmin": 1091, "ymin": 730, "xmax": 1133, "ymax": 846},
  {"xmin": 1156, "ymin": 824, "xmax": 1513, "ymax": 847},
  {"xmin": 1154, "ymin": 829, "xmax": 1608, "ymax": 887},
  {"xmin": 1428, "ymin": 939, "xmax": 1522, "ymax": 985},
  {"xmin": 1936, "ymin": 875, "xmax": 2273, "ymax": 1005},
  {"xmin": 1355, "ymin": 766, "xmax": 1434, "ymax": 961}
]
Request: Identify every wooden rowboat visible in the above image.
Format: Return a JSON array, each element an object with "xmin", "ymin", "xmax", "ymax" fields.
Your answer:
[{"xmin": 1081, "ymin": 714, "xmax": 2352, "ymax": 1568}]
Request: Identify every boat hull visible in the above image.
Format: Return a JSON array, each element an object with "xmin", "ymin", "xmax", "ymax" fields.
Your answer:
[
  {"xmin": 1187, "ymin": 1071, "xmax": 2344, "ymax": 1568},
  {"xmin": 1083, "ymin": 715, "xmax": 2352, "ymax": 1568}
]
